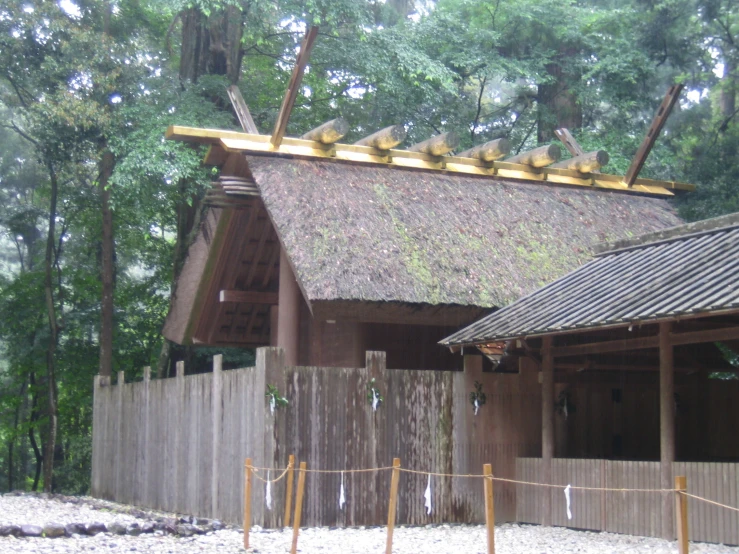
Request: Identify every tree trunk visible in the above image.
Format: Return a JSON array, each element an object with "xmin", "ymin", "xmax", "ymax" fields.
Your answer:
[
  {"xmin": 43, "ymin": 161, "xmax": 60, "ymax": 493},
  {"xmin": 99, "ymin": 149, "xmax": 115, "ymax": 378},
  {"xmin": 179, "ymin": 6, "xmax": 244, "ymax": 84},
  {"xmin": 537, "ymin": 52, "xmax": 582, "ymax": 143},
  {"xmin": 28, "ymin": 372, "xmax": 43, "ymax": 492},
  {"xmin": 720, "ymin": 58, "xmax": 735, "ymax": 122}
]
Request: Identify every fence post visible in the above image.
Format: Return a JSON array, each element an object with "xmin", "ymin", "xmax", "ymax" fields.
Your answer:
[
  {"xmin": 675, "ymin": 475, "xmax": 689, "ymax": 554},
  {"xmin": 142, "ymin": 367, "xmax": 151, "ymax": 507},
  {"xmin": 386, "ymin": 458, "xmax": 401, "ymax": 554},
  {"xmin": 483, "ymin": 464, "xmax": 495, "ymax": 554},
  {"xmin": 115, "ymin": 371, "xmax": 124, "ymax": 502},
  {"xmin": 291, "ymin": 461, "xmax": 307, "ymax": 554},
  {"xmin": 211, "ymin": 355, "xmax": 223, "ymax": 519},
  {"xmin": 284, "ymin": 454, "xmax": 295, "ymax": 527},
  {"xmin": 244, "ymin": 458, "xmax": 253, "ymax": 549}
]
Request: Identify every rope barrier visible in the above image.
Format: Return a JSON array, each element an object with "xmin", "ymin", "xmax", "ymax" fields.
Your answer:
[
  {"xmin": 490, "ymin": 476, "xmax": 677, "ymax": 493},
  {"xmin": 246, "ymin": 461, "xmax": 677, "ymax": 493},
  {"xmin": 398, "ymin": 467, "xmax": 487, "ymax": 479},
  {"xmin": 682, "ymin": 492, "xmax": 739, "ymax": 513},
  {"xmin": 249, "ymin": 462, "xmax": 293, "ymax": 484}
]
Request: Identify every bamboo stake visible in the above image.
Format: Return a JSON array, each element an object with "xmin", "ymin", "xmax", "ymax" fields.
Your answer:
[
  {"xmin": 483, "ymin": 464, "xmax": 495, "ymax": 554},
  {"xmin": 244, "ymin": 458, "xmax": 252, "ymax": 549},
  {"xmin": 675, "ymin": 476, "xmax": 689, "ymax": 554},
  {"xmin": 291, "ymin": 461, "xmax": 307, "ymax": 554},
  {"xmin": 284, "ymin": 454, "xmax": 295, "ymax": 527},
  {"xmin": 385, "ymin": 458, "xmax": 401, "ymax": 554}
]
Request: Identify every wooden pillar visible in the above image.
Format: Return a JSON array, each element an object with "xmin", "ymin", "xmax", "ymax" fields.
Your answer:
[
  {"xmin": 211, "ymin": 355, "xmax": 223, "ymax": 519},
  {"xmin": 660, "ymin": 321, "xmax": 675, "ymax": 540},
  {"xmin": 277, "ymin": 248, "xmax": 300, "ymax": 366},
  {"xmin": 541, "ymin": 336, "xmax": 554, "ymax": 526}
]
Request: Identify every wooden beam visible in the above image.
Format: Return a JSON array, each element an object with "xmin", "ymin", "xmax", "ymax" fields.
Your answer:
[
  {"xmin": 457, "ymin": 138, "xmax": 511, "ymax": 162},
  {"xmin": 551, "ymin": 150, "xmax": 609, "ymax": 173},
  {"xmin": 301, "ymin": 118, "xmax": 349, "ymax": 144},
  {"xmin": 670, "ymin": 324, "xmax": 739, "ymax": 346},
  {"xmin": 554, "ymin": 128, "xmax": 584, "ymax": 157},
  {"xmin": 551, "ymin": 324, "xmax": 739, "ymax": 357},
  {"xmin": 219, "ymin": 290, "xmax": 278, "ymax": 304},
  {"xmin": 227, "ymin": 85, "xmax": 259, "ymax": 134},
  {"xmin": 623, "ymin": 84, "xmax": 684, "ymax": 187},
  {"xmin": 355, "ymin": 125, "xmax": 407, "ymax": 150},
  {"xmin": 553, "ymin": 335, "xmax": 658, "ymax": 357},
  {"xmin": 271, "ymin": 26, "xmax": 319, "ymax": 148},
  {"xmin": 659, "ymin": 321, "xmax": 675, "ymax": 540},
  {"xmin": 505, "ymin": 144, "xmax": 561, "ymax": 167},
  {"xmin": 408, "ymin": 132, "xmax": 460, "ymax": 156},
  {"xmin": 164, "ymin": 126, "xmax": 695, "ymax": 195}
]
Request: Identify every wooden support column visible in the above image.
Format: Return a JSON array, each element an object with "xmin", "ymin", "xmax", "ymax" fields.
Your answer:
[
  {"xmin": 277, "ymin": 248, "xmax": 300, "ymax": 366},
  {"xmin": 660, "ymin": 321, "xmax": 675, "ymax": 540},
  {"xmin": 541, "ymin": 336, "xmax": 554, "ymax": 527},
  {"xmin": 211, "ymin": 355, "xmax": 223, "ymax": 519}
]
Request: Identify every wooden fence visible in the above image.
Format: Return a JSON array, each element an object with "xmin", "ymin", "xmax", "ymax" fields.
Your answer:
[
  {"xmin": 516, "ymin": 458, "xmax": 739, "ymax": 545},
  {"xmin": 92, "ymin": 347, "xmax": 541, "ymax": 527}
]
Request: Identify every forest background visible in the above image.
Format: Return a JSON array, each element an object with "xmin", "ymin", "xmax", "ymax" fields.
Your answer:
[{"xmin": 0, "ymin": 0, "xmax": 737, "ymax": 495}]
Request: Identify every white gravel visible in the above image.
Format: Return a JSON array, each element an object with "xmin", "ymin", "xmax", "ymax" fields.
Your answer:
[
  {"xmin": 1, "ymin": 495, "xmax": 738, "ymax": 553},
  {"xmin": 0, "ymin": 495, "xmax": 141, "ymax": 527}
]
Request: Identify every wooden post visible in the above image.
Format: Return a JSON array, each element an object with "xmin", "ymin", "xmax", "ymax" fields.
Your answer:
[
  {"xmin": 660, "ymin": 321, "xmax": 675, "ymax": 540},
  {"xmin": 271, "ymin": 27, "xmax": 319, "ymax": 147},
  {"xmin": 385, "ymin": 458, "xmax": 401, "ymax": 554},
  {"xmin": 244, "ymin": 458, "xmax": 252, "ymax": 549},
  {"xmin": 623, "ymin": 84, "xmax": 684, "ymax": 187},
  {"xmin": 174, "ymin": 361, "xmax": 185, "ymax": 511},
  {"xmin": 284, "ymin": 454, "xmax": 295, "ymax": 527},
  {"xmin": 675, "ymin": 475, "xmax": 689, "ymax": 554},
  {"xmin": 483, "ymin": 464, "xmax": 496, "ymax": 554},
  {"xmin": 541, "ymin": 336, "xmax": 554, "ymax": 527},
  {"xmin": 277, "ymin": 248, "xmax": 301, "ymax": 366},
  {"xmin": 142, "ymin": 367, "xmax": 151, "ymax": 507},
  {"xmin": 291, "ymin": 461, "xmax": 307, "ymax": 554},
  {"xmin": 115, "ymin": 371, "xmax": 124, "ymax": 502},
  {"xmin": 211, "ymin": 355, "xmax": 223, "ymax": 519}
]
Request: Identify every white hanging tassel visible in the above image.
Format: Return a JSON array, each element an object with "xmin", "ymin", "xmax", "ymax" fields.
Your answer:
[
  {"xmin": 424, "ymin": 474, "xmax": 432, "ymax": 515},
  {"xmin": 339, "ymin": 471, "xmax": 346, "ymax": 510},
  {"xmin": 564, "ymin": 484, "xmax": 572, "ymax": 520},
  {"xmin": 265, "ymin": 471, "xmax": 272, "ymax": 510},
  {"xmin": 270, "ymin": 395, "xmax": 276, "ymax": 415},
  {"xmin": 372, "ymin": 388, "xmax": 379, "ymax": 412},
  {"xmin": 474, "ymin": 398, "xmax": 479, "ymax": 416},
  {"xmin": 563, "ymin": 396, "xmax": 568, "ymax": 420}
]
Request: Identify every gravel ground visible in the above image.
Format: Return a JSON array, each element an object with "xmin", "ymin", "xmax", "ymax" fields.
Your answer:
[{"xmin": 1, "ymin": 494, "xmax": 738, "ymax": 553}]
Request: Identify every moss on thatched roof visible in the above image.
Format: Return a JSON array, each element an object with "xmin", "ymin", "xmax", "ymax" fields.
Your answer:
[{"xmin": 249, "ymin": 156, "xmax": 681, "ymax": 308}]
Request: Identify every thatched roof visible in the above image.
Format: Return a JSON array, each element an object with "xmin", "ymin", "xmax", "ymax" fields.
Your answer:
[
  {"xmin": 441, "ymin": 214, "xmax": 739, "ymax": 347},
  {"xmin": 250, "ymin": 155, "xmax": 681, "ymax": 308}
]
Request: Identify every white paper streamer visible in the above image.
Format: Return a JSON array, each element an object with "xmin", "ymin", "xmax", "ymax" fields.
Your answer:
[
  {"xmin": 339, "ymin": 471, "xmax": 346, "ymax": 510},
  {"xmin": 270, "ymin": 395, "xmax": 276, "ymax": 414},
  {"xmin": 474, "ymin": 398, "xmax": 479, "ymax": 416},
  {"xmin": 372, "ymin": 389, "xmax": 379, "ymax": 412},
  {"xmin": 265, "ymin": 471, "xmax": 272, "ymax": 510},
  {"xmin": 564, "ymin": 484, "xmax": 572, "ymax": 520},
  {"xmin": 424, "ymin": 474, "xmax": 432, "ymax": 515}
]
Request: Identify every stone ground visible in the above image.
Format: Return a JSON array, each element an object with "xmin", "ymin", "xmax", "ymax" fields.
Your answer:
[{"xmin": 1, "ymin": 494, "xmax": 738, "ymax": 553}]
